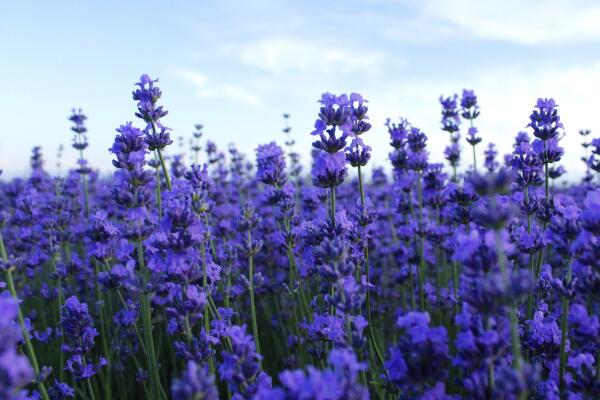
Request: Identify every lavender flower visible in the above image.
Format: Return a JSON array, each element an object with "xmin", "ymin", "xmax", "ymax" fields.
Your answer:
[
  {"xmin": 0, "ymin": 297, "xmax": 34, "ymax": 400},
  {"xmin": 256, "ymin": 348, "xmax": 368, "ymax": 400},
  {"xmin": 256, "ymin": 142, "xmax": 287, "ymax": 187},
  {"xmin": 528, "ymin": 98, "xmax": 563, "ymax": 141},
  {"xmin": 60, "ymin": 296, "xmax": 106, "ymax": 380},
  {"xmin": 69, "ymin": 108, "xmax": 88, "ymax": 152},
  {"xmin": 219, "ymin": 325, "xmax": 271, "ymax": 398},
  {"xmin": 385, "ymin": 312, "xmax": 449, "ymax": 395},
  {"xmin": 171, "ymin": 361, "xmax": 218, "ymax": 400},
  {"xmin": 312, "ymin": 152, "xmax": 348, "ymax": 189}
]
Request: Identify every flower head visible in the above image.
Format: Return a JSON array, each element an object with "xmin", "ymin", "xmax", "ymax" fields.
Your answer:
[
  {"xmin": 69, "ymin": 108, "xmax": 89, "ymax": 151},
  {"xmin": 345, "ymin": 138, "xmax": 371, "ymax": 167},
  {"xmin": 132, "ymin": 74, "xmax": 168, "ymax": 126},
  {"xmin": 312, "ymin": 152, "xmax": 348, "ymax": 188},
  {"xmin": 256, "ymin": 142, "xmax": 287, "ymax": 187},
  {"xmin": 461, "ymin": 89, "xmax": 480, "ymax": 120},
  {"xmin": 440, "ymin": 94, "xmax": 461, "ymax": 134},
  {"xmin": 527, "ymin": 98, "xmax": 563, "ymax": 141},
  {"xmin": 171, "ymin": 361, "xmax": 218, "ymax": 400}
]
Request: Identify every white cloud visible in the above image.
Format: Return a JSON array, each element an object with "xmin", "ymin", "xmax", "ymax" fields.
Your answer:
[
  {"xmin": 173, "ymin": 68, "xmax": 263, "ymax": 107},
  {"xmin": 176, "ymin": 69, "xmax": 209, "ymax": 86},
  {"xmin": 235, "ymin": 37, "xmax": 388, "ymax": 75},
  {"xmin": 221, "ymin": 85, "xmax": 262, "ymax": 107},
  {"xmin": 388, "ymin": 0, "xmax": 600, "ymax": 45},
  {"xmin": 361, "ymin": 60, "xmax": 600, "ymax": 179}
]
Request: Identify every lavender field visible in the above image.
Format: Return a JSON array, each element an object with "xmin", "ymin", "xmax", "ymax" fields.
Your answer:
[{"xmin": 1, "ymin": 73, "xmax": 600, "ymax": 400}]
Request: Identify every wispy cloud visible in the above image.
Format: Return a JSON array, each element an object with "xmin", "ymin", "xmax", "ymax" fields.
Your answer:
[
  {"xmin": 173, "ymin": 68, "xmax": 263, "ymax": 107},
  {"xmin": 360, "ymin": 59, "xmax": 600, "ymax": 178},
  {"xmin": 232, "ymin": 37, "xmax": 389, "ymax": 76},
  {"xmin": 386, "ymin": 0, "xmax": 600, "ymax": 45}
]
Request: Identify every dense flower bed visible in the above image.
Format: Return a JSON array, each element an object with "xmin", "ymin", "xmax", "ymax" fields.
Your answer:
[{"xmin": 1, "ymin": 75, "xmax": 600, "ymax": 399}]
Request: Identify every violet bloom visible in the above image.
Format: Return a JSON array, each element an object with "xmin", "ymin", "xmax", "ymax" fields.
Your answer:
[
  {"xmin": 463, "ymin": 90, "xmax": 482, "ymax": 171},
  {"xmin": 109, "ymin": 122, "xmax": 147, "ymax": 171},
  {"xmin": 589, "ymin": 137, "xmax": 600, "ymax": 173},
  {"xmin": 30, "ymin": 145, "xmax": 44, "ymax": 171},
  {"xmin": 523, "ymin": 302, "xmax": 563, "ymax": 366},
  {"xmin": 312, "ymin": 152, "xmax": 348, "ymax": 189},
  {"xmin": 171, "ymin": 361, "xmax": 218, "ymax": 400},
  {"xmin": 345, "ymin": 139, "xmax": 371, "ymax": 168},
  {"xmin": 527, "ymin": 98, "xmax": 563, "ymax": 141},
  {"xmin": 85, "ymin": 210, "xmax": 119, "ymax": 263},
  {"xmin": 406, "ymin": 127, "xmax": 429, "ymax": 172},
  {"xmin": 109, "ymin": 122, "xmax": 155, "ymax": 238},
  {"xmin": 170, "ymin": 154, "xmax": 186, "ymax": 179},
  {"xmin": 566, "ymin": 353, "xmax": 600, "ymax": 397},
  {"xmin": 69, "ymin": 108, "xmax": 89, "ymax": 152},
  {"xmin": 311, "ymin": 93, "xmax": 353, "ymax": 154},
  {"xmin": 444, "ymin": 143, "xmax": 461, "ymax": 169},
  {"xmin": 47, "ymin": 380, "xmax": 75, "ymax": 400},
  {"xmin": 0, "ymin": 297, "xmax": 34, "ymax": 400},
  {"xmin": 440, "ymin": 94, "xmax": 461, "ymax": 139},
  {"xmin": 549, "ymin": 165, "xmax": 565, "ymax": 180},
  {"xmin": 515, "ymin": 131, "xmax": 531, "ymax": 147},
  {"xmin": 581, "ymin": 189, "xmax": 600, "ymax": 235},
  {"xmin": 456, "ymin": 230, "xmax": 533, "ymax": 305},
  {"xmin": 281, "ymin": 114, "xmax": 302, "ymax": 183},
  {"xmin": 349, "ymin": 93, "xmax": 371, "ymax": 136},
  {"xmin": 132, "ymin": 75, "xmax": 169, "ymax": 131},
  {"xmin": 461, "ymin": 89, "xmax": 480, "ymax": 120},
  {"xmin": 533, "ymin": 138, "xmax": 564, "ymax": 165},
  {"xmin": 386, "ymin": 117, "xmax": 410, "ymax": 150},
  {"xmin": 132, "ymin": 74, "xmax": 173, "ymax": 190},
  {"xmin": 185, "ymin": 163, "xmax": 213, "ymax": 214},
  {"xmin": 511, "ymin": 141, "xmax": 543, "ymax": 187},
  {"xmin": 484, "ymin": 143, "xmax": 499, "ymax": 172},
  {"xmin": 219, "ymin": 325, "xmax": 271, "ymax": 398},
  {"xmin": 469, "ymin": 167, "xmax": 514, "ymax": 197},
  {"xmin": 255, "ymin": 348, "xmax": 368, "ymax": 400},
  {"xmin": 385, "ymin": 312, "xmax": 449, "ymax": 395},
  {"xmin": 466, "ymin": 126, "xmax": 482, "ymax": 146},
  {"xmin": 60, "ymin": 296, "xmax": 106, "ymax": 380},
  {"xmin": 256, "ymin": 142, "xmax": 287, "ymax": 187}
]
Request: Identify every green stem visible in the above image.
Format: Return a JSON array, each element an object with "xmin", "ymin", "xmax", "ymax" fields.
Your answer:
[
  {"xmin": 81, "ymin": 355, "xmax": 97, "ymax": 400},
  {"xmin": 247, "ymin": 230, "xmax": 262, "ymax": 366},
  {"xmin": 1, "ymin": 233, "xmax": 50, "ymax": 400},
  {"xmin": 470, "ymin": 119, "xmax": 477, "ymax": 174},
  {"xmin": 544, "ymin": 140, "xmax": 549, "ymax": 203},
  {"xmin": 156, "ymin": 148, "xmax": 172, "ymax": 191},
  {"xmin": 329, "ymin": 186, "xmax": 337, "ymax": 317},
  {"xmin": 150, "ymin": 120, "xmax": 172, "ymax": 192},
  {"xmin": 154, "ymin": 154, "xmax": 163, "ymax": 219},
  {"xmin": 330, "ymin": 186, "xmax": 336, "ymax": 228},
  {"xmin": 417, "ymin": 170, "xmax": 426, "ymax": 311},
  {"xmin": 79, "ymin": 148, "xmax": 90, "ymax": 217},
  {"xmin": 524, "ymin": 186, "xmax": 535, "ymax": 323},
  {"xmin": 50, "ymin": 256, "xmax": 65, "ymax": 381},
  {"xmin": 203, "ymin": 214, "xmax": 218, "ymax": 260},
  {"xmin": 596, "ymin": 346, "xmax": 600, "ymax": 381},
  {"xmin": 486, "ymin": 317, "xmax": 495, "ymax": 396},
  {"xmin": 112, "ymin": 286, "xmax": 148, "ymax": 356},
  {"xmin": 559, "ymin": 258, "xmax": 573, "ymax": 398},
  {"xmin": 357, "ymin": 165, "xmax": 365, "ymax": 206},
  {"xmin": 135, "ymin": 239, "xmax": 165, "ymax": 400},
  {"xmin": 357, "ymin": 165, "xmax": 386, "ymax": 376},
  {"xmin": 200, "ymin": 242, "xmax": 215, "ymax": 375},
  {"xmin": 494, "ymin": 231, "xmax": 523, "ymax": 377},
  {"xmin": 93, "ymin": 260, "xmax": 112, "ymax": 400}
]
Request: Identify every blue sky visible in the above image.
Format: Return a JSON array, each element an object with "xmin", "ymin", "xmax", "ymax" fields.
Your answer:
[{"xmin": 2, "ymin": 0, "xmax": 600, "ymax": 178}]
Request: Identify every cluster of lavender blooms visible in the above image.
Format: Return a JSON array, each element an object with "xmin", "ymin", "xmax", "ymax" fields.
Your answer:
[{"xmin": 2, "ymin": 75, "xmax": 600, "ymax": 400}]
